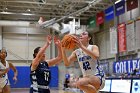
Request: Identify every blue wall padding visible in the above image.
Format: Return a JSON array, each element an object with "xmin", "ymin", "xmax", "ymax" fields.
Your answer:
[
  {"xmin": 8, "ymin": 66, "xmax": 58, "ymax": 88},
  {"xmin": 49, "ymin": 66, "xmax": 58, "ymax": 87}
]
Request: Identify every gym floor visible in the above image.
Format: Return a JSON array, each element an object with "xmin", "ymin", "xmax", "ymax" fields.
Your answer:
[
  {"xmin": 11, "ymin": 88, "xmax": 84, "ymax": 93},
  {"xmin": 11, "ymin": 88, "xmax": 66, "ymax": 93}
]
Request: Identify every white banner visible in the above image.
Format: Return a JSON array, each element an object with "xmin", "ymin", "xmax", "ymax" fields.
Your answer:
[
  {"xmin": 100, "ymin": 80, "xmax": 111, "ymax": 92},
  {"xmin": 132, "ymin": 80, "xmax": 140, "ymax": 93},
  {"xmin": 126, "ymin": 21, "xmax": 135, "ymax": 51},
  {"xmin": 111, "ymin": 80, "xmax": 131, "ymax": 93},
  {"xmin": 110, "ymin": 27, "xmax": 117, "ymax": 54}
]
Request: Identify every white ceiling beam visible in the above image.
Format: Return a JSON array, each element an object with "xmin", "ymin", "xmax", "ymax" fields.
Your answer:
[
  {"xmin": 0, "ymin": 13, "xmax": 89, "ymax": 20},
  {"xmin": 0, "ymin": 10, "xmax": 96, "ymax": 17}
]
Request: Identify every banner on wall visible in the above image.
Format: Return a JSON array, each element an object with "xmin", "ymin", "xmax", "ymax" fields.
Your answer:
[
  {"xmin": 126, "ymin": 20, "xmax": 135, "ymax": 51},
  {"xmin": 115, "ymin": 0, "xmax": 125, "ymax": 16},
  {"xmin": 105, "ymin": 6, "xmax": 114, "ymax": 21},
  {"xmin": 110, "ymin": 27, "xmax": 117, "ymax": 54},
  {"xmin": 127, "ymin": 0, "xmax": 138, "ymax": 11},
  {"xmin": 131, "ymin": 80, "xmax": 140, "ymax": 93},
  {"xmin": 87, "ymin": 16, "xmax": 96, "ymax": 28},
  {"xmin": 118, "ymin": 23, "xmax": 127, "ymax": 52},
  {"xmin": 96, "ymin": 11, "xmax": 104, "ymax": 25},
  {"xmin": 113, "ymin": 59, "xmax": 140, "ymax": 73}
]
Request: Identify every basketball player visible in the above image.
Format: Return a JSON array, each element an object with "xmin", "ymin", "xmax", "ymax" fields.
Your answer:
[
  {"xmin": 30, "ymin": 35, "xmax": 62, "ymax": 93},
  {"xmin": 62, "ymin": 31, "xmax": 105, "ymax": 93},
  {"xmin": 0, "ymin": 49, "xmax": 18, "ymax": 93}
]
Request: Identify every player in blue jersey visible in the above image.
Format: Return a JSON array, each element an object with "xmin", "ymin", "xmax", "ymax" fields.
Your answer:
[
  {"xmin": 62, "ymin": 31, "xmax": 105, "ymax": 93},
  {"xmin": 30, "ymin": 35, "xmax": 62, "ymax": 93}
]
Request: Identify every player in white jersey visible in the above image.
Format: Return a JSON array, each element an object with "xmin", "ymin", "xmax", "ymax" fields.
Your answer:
[
  {"xmin": 62, "ymin": 31, "xmax": 105, "ymax": 93},
  {"xmin": 0, "ymin": 49, "xmax": 18, "ymax": 93}
]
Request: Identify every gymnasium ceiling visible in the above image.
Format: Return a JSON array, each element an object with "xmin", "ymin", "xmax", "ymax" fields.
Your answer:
[{"xmin": 0, "ymin": 0, "xmax": 116, "ymax": 24}]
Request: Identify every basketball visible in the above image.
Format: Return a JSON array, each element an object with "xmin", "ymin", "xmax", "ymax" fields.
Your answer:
[{"xmin": 61, "ymin": 34, "xmax": 76, "ymax": 50}]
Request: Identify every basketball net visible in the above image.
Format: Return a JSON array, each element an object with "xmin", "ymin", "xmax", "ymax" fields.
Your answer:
[{"xmin": 69, "ymin": 18, "xmax": 80, "ymax": 34}]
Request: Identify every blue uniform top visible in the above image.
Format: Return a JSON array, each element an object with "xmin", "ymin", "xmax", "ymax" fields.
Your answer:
[{"xmin": 30, "ymin": 61, "xmax": 51, "ymax": 86}]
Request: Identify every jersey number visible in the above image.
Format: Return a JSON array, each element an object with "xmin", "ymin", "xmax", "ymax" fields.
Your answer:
[
  {"xmin": 83, "ymin": 61, "xmax": 91, "ymax": 71},
  {"xmin": 44, "ymin": 72, "xmax": 49, "ymax": 81}
]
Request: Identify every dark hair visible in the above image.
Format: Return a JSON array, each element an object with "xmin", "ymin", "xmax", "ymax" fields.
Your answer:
[
  {"xmin": 88, "ymin": 32, "xmax": 93, "ymax": 45},
  {"xmin": 0, "ymin": 49, "xmax": 7, "ymax": 57},
  {"xmin": 33, "ymin": 47, "xmax": 41, "ymax": 58}
]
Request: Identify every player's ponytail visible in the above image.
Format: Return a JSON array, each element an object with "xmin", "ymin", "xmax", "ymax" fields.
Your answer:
[
  {"xmin": 88, "ymin": 33, "xmax": 93, "ymax": 45},
  {"xmin": 33, "ymin": 47, "xmax": 41, "ymax": 58}
]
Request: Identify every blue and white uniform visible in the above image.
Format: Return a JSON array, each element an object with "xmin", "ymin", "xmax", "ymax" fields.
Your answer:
[
  {"xmin": 75, "ymin": 45, "xmax": 105, "ymax": 89},
  {"xmin": 30, "ymin": 61, "xmax": 51, "ymax": 93},
  {"xmin": 0, "ymin": 61, "xmax": 10, "ymax": 89}
]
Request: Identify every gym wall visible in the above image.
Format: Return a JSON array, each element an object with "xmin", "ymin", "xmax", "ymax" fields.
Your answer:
[{"xmin": 8, "ymin": 66, "xmax": 59, "ymax": 88}]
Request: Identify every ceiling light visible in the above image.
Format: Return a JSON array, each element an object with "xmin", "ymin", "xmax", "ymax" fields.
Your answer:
[
  {"xmin": 68, "ymin": 16, "xmax": 75, "ymax": 18},
  {"xmin": 27, "ymin": 9, "xmax": 31, "ymax": 12},
  {"xmin": 0, "ymin": 12, "xmax": 35, "ymax": 16},
  {"xmin": 0, "ymin": 11, "xmax": 15, "ymax": 14},
  {"xmin": 21, "ymin": 13, "xmax": 35, "ymax": 15}
]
